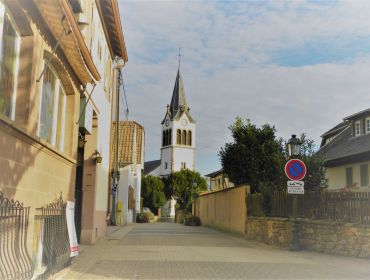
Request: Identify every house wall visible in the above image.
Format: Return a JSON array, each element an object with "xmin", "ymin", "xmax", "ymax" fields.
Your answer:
[
  {"xmin": 0, "ymin": 2, "xmax": 80, "ymax": 254},
  {"xmin": 78, "ymin": 0, "xmax": 115, "ymax": 244},
  {"xmin": 326, "ymin": 160, "xmax": 370, "ymax": 190},
  {"xmin": 193, "ymin": 185, "xmax": 248, "ymax": 234}
]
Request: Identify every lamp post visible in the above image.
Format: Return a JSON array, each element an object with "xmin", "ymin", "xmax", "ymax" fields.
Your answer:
[{"xmin": 287, "ymin": 134, "xmax": 302, "ymax": 251}]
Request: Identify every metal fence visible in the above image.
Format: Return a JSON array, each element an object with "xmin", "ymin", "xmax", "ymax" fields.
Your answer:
[
  {"xmin": 248, "ymin": 191, "xmax": 370, "ymax": 224},
  {"xmin": 0, "ymin": 192, "xmax": 33, "ymax": 280},
  {"xmin": 33, "ymin": 195, "xmax": 70, "ymax": 280}
]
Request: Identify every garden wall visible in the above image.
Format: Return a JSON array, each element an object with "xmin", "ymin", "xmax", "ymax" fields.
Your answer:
[
  {"xmin": 193, "ymin": 185, "xmax": 249, "ymax": 234},
  {"xmin": 246, "ymin": 217, "xmax": 370, "ymax": 258}
]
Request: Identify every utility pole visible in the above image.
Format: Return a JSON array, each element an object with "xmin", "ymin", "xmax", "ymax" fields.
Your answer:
[{"xmin": 111, "ymin": 60, "xmax": 123, "ymax": 225}]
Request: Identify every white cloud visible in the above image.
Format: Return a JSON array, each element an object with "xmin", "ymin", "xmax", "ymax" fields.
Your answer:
[{"xmin": 119, "ymin": 0, "xmax": 370, "ymax": 174}]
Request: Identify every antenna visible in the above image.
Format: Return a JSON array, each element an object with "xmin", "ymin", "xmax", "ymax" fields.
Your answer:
[{"xmin": 178, "ymin": 47, "xmax": 182, "ymax": 69}]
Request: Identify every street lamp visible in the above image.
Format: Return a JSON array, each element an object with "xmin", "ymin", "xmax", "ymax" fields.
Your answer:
[
  {"xmin": 287, "ymin": 134, "xmax": 301, "ymax": 157},
  {"xmin": 287, "ymin": 134, "xmax": 302, "ymax": 251}
]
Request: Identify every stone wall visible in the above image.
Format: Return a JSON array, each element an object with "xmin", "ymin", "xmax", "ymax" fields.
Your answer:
[{"xmin": 246, "ymin": 217, "xmax": 370, "ymax": 258}]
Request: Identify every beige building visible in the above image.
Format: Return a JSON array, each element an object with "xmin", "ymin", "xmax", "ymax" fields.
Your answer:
[
  {"xmin": 320, "ymin": 109, "xmax": 370, "ymax": 191},
  {"xmin": 111, "ymin": 121, "xmax": 145, "ymax": 225},
  {"xmin": 205, "ymin": 169, "xmax": 234, "ymax": 191},
  {"xmin": 0, "ymin": 0, "xmax": 127, "ymax": 268}
]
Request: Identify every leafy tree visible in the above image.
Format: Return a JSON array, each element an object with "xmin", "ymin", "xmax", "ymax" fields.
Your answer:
[
  {"xmin": 219, "ymin": 117, "xmax": 286, "ymax": 193},
  {"xmin": 169, "ymin": 169, "xmax": 207, "ymax": 211},
  {"xmin": 141, "ymin": 175, "xmax": 166, "ymax": 214},
  {"xmin": 299, "ymin": 134, "xmax": 327, "ymax": 190}
]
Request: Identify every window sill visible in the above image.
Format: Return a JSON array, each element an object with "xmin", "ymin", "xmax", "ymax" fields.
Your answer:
[{"xmin": 0, "ymin": 115, "xmax": 76, "ymax": 165}]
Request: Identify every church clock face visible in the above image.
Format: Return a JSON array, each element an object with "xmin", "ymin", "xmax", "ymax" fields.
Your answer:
[
  {"xmin": 165, "ymin": 119, "xmax": 170, "ymax": 127},
  {"xmin": 181, "ymin": 119, "xmax": 188, "ymax": 127}
]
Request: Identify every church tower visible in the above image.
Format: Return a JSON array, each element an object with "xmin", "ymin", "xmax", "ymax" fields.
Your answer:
[{"xmin": 160, "ymin": 68, "xmax": 196, "ymax": 176}]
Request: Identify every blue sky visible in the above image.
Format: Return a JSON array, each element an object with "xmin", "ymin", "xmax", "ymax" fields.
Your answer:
[{"xmin": 119, "ymin": 0, "xmax": 370, "ymax": 175}]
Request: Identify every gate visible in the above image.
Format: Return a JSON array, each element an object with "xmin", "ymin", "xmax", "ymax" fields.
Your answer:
[
  {"xmin": 33, "ymin": 195, "xmax": 70, "ymax": 279},
  {"xmin": 0, "ymin": 192, "xmax": 33, "ymax": 280}
]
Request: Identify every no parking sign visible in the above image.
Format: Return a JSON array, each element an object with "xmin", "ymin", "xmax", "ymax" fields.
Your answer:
[{"xmin": 285, "ymin": 159, "xmax": 306, "ymax": 181}]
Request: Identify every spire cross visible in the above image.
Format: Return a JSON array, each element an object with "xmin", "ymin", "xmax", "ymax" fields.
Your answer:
[{"xmin": 178, "ymin": 48, "xmax": 182, "ymax": 68}]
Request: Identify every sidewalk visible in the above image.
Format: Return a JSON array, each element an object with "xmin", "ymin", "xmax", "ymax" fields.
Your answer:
[
  {"xmin": 53, "ymin": 223, "xmax": 370, "ymax": 279},
  {"xmin": 52, "ymin": 225, "xmax": 134, "ymax": 280}
]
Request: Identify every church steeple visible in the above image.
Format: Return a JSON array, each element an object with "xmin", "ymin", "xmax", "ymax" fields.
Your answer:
[{"xmin": 168, "ymin": 68, "xmax": 195, "ymax": 123}]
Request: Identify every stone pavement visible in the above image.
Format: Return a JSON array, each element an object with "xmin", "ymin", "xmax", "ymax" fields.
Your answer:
[{"xmin": 54, "ymin": 223, "xmax": 370, "ymax": 279}]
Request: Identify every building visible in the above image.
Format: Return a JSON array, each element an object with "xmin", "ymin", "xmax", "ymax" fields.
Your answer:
[
  {"xmin": 111, "ymin": 121, "xmax": 145, "ymax": 225},
  {"xmin": 144, "ymin": 67, "xmax": 196, "ymax": 216},
  {"xmin": 75, "ymin": 0, "xmax": 127, "ymax": 245},
  {"xmin": 205, "ymin": 169, "xmax": 234, "ymax": 191},
  {"xmin": 319, "ymin": 109, "xmax": 370, "ymax": 190},
  {"xmin": 0, "ymin": 0, "xmax": 127, "ymax": 272}
]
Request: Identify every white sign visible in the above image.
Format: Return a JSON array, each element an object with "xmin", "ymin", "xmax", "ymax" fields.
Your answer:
[
  {"xmin": 287, "ymin": 180, "xmax": 304, "ymax": 187},
  {"xmin": 288, "ymin": 186, "xmax": 304, "ymax": 194},
  {"xmin": 66, "ymin": 201, "xmax": 79, "ymax": 257}
]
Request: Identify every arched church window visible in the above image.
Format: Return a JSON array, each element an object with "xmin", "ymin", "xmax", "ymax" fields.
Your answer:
[
  {"xmin": 169, "ymin": 129, "xmax": 172, "ymax": 145},
  {"xmin": 182, "ymin": 130, "xmax": 186, "ymax": 145},
  {"xmin": 187, "ymin": 131, "xmax": 192, "ymax": 146},
  {"xmin": 162, "ymin": 130, "xmax": 166, "ymax": 146},
  {"xmin": 177, "ymin": 129, "xmax": 181, "ymax": 144}
]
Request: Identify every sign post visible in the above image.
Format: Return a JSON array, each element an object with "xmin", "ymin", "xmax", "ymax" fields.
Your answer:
[{"xmin": 284, "ymin": 158, "xmax": 306, "ymax": 251}]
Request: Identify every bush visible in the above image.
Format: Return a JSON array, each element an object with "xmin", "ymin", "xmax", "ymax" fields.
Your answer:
[
  {"xmin": 147, "ymin": 211, "xmax": 155, "ymax": 220},
  {"xmin": 136, "ymin": 212, "xmax": 150, "ymax": 223},
  {"xmin": 183, "ymin": 215, "xmax": 201, "ymax": 226}
]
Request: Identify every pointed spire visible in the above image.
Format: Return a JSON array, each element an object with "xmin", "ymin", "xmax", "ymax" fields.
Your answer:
[{"xmin": 170, "ymin": 68, "xmax": 188, "ymax": 117}]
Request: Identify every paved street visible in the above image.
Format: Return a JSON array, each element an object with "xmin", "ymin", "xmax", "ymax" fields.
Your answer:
[{"xmin": 56, "ymin": 223, "xmax": 370, "ymax": 279}]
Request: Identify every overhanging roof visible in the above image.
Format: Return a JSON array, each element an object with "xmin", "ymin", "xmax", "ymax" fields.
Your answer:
[
  {"xmin": 33, "ymin": 0, "xmax": 101, "ymax": 84},
  {"xmin": 96, "ymin": 0, "xmax": 128, "ymax": 61}
]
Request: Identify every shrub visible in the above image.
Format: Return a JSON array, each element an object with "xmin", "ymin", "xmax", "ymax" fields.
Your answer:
[
  {"xmin": 183, "ymin": 215, "xmax": 201, "ymax": 226},
  {"xmin": 136, "ymin": 212, "xmax": 150, "ymax": 223},
  {"xmin": 147, "ymin": 211, "xmax": 155, "ymax": 220}
]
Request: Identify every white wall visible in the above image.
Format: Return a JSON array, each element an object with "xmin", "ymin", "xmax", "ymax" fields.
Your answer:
[
  {"xmin": 326, "ymin": 161, "xmax": 370, "ymax": 190},
  {"xmin": 117, "ymin": 164, "xmax": 143, "ymax": 224}
]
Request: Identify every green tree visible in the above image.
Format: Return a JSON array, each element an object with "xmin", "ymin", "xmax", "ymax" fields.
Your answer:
[
  {"xmin": 299, "ymin": 134, "xmax": 327, "ymax": 190},
  {"xmin": 170, "ymin": 169, "xmax": 207, "ymax": 211},
  {"xmin": 219, "ymin": 117, "xmax": 286, "ymax": 193},
  {"xmin": 141, "ymin": 175, "xmax": 166, "ymax": 214}
]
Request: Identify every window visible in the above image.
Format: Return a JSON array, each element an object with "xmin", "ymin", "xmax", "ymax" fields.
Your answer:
[
  {"xmin": 162, "ymin": 130, "xmax": 166, "ymax": 146},
  {"xmin": 355, "ymin": 121, "xmax": 361, "ymax": 136},
  {"xmin": 39, "ymin": 63, "xmax": 67, "ymax": 151},
  {"xmin": 177, "ymin": 129, "xmax": 181, "ymax": 144},
  {"xmin": 361, "ymin": 164, "xmax": 369, "ymax": 187},
  {"xmin": 182, "ymin": 130, "xmax": 186, "ymax": 145},
  {"xmin": 165, "ymin": 162, "xmax": 168, "ymax": 169},
  {"xmin": 0, "ymin": 3, "xmax": 20, "ymax": 119},
  {"xmin": 346, "ymin": 167, "xmax": 353, "ymax": 187},
  {"xmin": 168, "ymin": 129, "xmax": 172, "ymax": 145},
  {"xmin": 366, "ymin": 118, "xmax": 370, "ymax": 133},
  {"xmin": 187, "ymin": 130, "xmax": 192, "ymax": 146}
]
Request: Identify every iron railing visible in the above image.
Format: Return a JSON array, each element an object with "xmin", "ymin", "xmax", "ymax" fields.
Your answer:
[
  {"xmin": 34, "ymin": 195, "xmax": 70, "ymax": 280},
  {"xmin": 0, "ymin": 192, "xmax": 33, "ymax": 280}
]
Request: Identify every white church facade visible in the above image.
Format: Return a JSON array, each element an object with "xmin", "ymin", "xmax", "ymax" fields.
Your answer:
[{"xmin": 144, "ymin": 68, "xmax": 196, "ymax": 217}]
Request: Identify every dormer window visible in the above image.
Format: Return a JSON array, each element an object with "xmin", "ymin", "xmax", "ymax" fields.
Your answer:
[
  {"xmin": 366, "ymin": 118, "xmax": 370, "ymax": 133},
  {"xmin": 355, "ymin": 121, "xmax": 361, "ymax": 136}
]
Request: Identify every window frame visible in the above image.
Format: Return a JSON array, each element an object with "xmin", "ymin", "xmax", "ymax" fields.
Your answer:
[
  {"xmin": 38, "ymin": 62, "xmax": 67, "ymax": 152},
  {"xmin": 355, "ymin": 120, "xmax": 361, "ymax": 136},
  {"xmin": 360, "ymin": 164, "xmax": 369, "ymax": 187},
  {"xmin": 366, "ymin": 118, "xmax": 370, "ymax": 134},
  {"xmin": 0, "ymin": 2, "xmax": 21, "ymax": 120}
]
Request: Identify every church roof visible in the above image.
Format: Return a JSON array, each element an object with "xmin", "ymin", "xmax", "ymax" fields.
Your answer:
[
  {"xmin": 144, "ymin": 160, "xmax": 161, "ymax": 175},
  {"xmin": 162, "ymin": 69, "xmax": 195, "ymax": 124}
]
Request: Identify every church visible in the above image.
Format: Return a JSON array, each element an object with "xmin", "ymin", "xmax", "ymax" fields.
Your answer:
[{"xmin": 144, "ymin": 67, "xmax": 196, "ymax": 217}]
